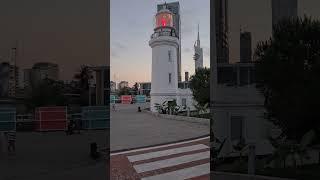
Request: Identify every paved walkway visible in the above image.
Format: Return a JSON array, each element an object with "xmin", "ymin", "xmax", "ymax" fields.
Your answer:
[
  {"xmin": 110, "ymin": 136, "xmax": 210, "ymax": 180},
  {"xmin": 110, "ymin": 103, "xmax": 209, "ymax": 152},
  {"xmin": 0, "ymin": 130, "xmax": 107, "ymax": 180}
]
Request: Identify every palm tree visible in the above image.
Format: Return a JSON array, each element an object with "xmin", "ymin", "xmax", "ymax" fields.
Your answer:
[{"xmin": 74, "ymin": 65, "xmax": 93, "ymax": 90}]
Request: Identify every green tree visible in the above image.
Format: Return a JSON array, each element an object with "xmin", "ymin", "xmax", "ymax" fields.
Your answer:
[
  {"xmin": 254, "ymin": 16, "xmax": 320, "ymax": 140},
  {"xmin": 133, "ymin": 82, "xmax": 139, "ymax": 95},
  {"xmin": 118, "ymin": 87, "xmax": 131, "ymax": 96},
  {"xmin": 154, "ymin": 100, "xmax": 180, "ymax": 114},
  {"xmin": 74, "ymin": 65, "xmax": 93, "ymax": 90},
  {"xmin": 25, "ymin": 78, "xmax": 67, "ymax": 110},
  {"xmin": 74, "ymin": 65, "xmax": 93, "ymax": 106},
  {"xmin": 190, "ymin": 67, "xmax": 210, "ymax": 108}
]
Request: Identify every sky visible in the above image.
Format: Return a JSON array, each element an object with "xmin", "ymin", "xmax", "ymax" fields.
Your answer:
[
  {"xmin": 111, "ymin": 0, "xmax": 320, "ymax": 87},
  {"xmin": 0, "ymin": 0, "xmax": 108, "ymax": 83},
  {"xmin": 228, "ymin": 0, "xmax": 320, "ymax": 62},
  {"xmin": 1, "ymin": 0, "xmax": 319, "ymax": 86},
  {"xmin": 110, "ymin": 0, "xmax": 210, "ymax": 86}
]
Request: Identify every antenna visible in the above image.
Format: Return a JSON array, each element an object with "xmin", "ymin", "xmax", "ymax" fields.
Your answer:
[{"xmin": 197, "ymin": 23, "xmax": 200, "ymax": 47}]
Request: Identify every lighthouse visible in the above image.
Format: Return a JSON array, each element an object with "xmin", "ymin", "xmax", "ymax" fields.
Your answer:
[{"xmin": 149, "ymin": 4, "xmax": 180, "ymax": 112}]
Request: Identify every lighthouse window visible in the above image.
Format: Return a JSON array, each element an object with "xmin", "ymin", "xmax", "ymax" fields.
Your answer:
[
  {"xmin": 168, "ymin": 50, "xmax": 172, "ymax": 62},
  {"xmin": 169, "ymin": 73, "xmax": 172, "ymax": 83}
]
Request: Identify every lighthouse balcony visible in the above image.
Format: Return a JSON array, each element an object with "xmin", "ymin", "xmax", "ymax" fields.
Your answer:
[{"xmin": 151, "ymin": 28, "xmax": 178, "ymax": 39}]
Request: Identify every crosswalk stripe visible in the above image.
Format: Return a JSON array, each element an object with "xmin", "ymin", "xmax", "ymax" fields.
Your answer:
[
  {"xmin": 133, "ymin": 151, "xmax": 210, "ymax": 173},
  {"xmin": 110, "ymin": 136, "xmax": 209, "ymax": 156},
  {"xmin": 127, "ymin": 144, "xmax": 209, "ymax": 162},
  {"xmin": 141, "ymin": 163, "xmax": 210, "ymax": 180}
]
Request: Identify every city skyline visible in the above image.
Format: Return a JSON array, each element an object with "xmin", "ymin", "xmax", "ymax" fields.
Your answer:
[{"xmin": 0, "ymin": 0, "xmax": 108, "ymax": 82}]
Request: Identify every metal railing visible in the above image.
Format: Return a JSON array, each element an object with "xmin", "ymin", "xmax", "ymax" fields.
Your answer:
[
  {"xmin": 151, "ymin": 29, "xmax": 178, "ymax": 39},
  {"xmin": 16, "ymin": 114, "xmax": 33, "ymax": 122}
]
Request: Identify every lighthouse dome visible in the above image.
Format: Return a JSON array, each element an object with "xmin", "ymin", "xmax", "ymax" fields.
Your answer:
[{"xmin": 154, "ymin": 8, "xmax": 174, "ymax": 29}]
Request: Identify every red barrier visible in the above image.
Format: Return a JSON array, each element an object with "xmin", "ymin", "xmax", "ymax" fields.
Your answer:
[
  {"xmin": 121, "ymin": 95, "xmax": 132, "ymax": 104},
  {"xmin": 35, "ymin": 106, "xmax": 67, "ymax": 131}
]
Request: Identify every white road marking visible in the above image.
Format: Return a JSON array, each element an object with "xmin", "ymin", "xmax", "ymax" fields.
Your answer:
[
  {"xmin": 141, "ymin": 163, "xmax": 210, "ymax": 180},
  {"xmin": 110, "ymin": 136, "xmax": 209, "ymax": 156},
  {"xmin": 127, "ymin": 144, "xmax": 209, "ymax": 162},
  {"xmin": 133, "ymin": 151, "xmax": 210, "ymax": 173}
]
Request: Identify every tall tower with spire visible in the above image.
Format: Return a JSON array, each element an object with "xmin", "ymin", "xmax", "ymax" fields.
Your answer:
[{"xmin": 194, "ymin": 24, "xmax": 203, "ymax": 71}]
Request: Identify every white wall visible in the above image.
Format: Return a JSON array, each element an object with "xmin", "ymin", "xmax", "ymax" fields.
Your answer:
[{"xmin": 213, "ymin": 85, "xmax": 274, "ymax": 157}]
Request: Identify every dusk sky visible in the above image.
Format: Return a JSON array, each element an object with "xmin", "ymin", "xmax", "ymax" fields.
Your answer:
[
  {"xmin": 111, "ymin": 0, "xmax": 210, "ymax": 86},
  {"xmin": 111, "ymin": 0, "xmax": 320, "ymax": 86},
  {"xmin": 0, "ymin": 0, "xmax": 108, "ymax": 83},
  {"xmin": 1, "ymin": 0, "xmax": 319, "ymax": 86}
]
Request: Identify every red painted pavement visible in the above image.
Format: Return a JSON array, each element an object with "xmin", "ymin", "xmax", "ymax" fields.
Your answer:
[{"xmin": 110, "ymin": 137, "xmax": 210, "ymax": 180}]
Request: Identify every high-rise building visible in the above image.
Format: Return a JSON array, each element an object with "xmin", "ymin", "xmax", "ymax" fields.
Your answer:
[
  {"xmin": 240, "ymin": 31, "xmax": 252, "ymax": 62},
  {"xmin": 194, "ymin": 24, "xmax": 204, "ymax": 70},
  {"xmin": 0, "ymin": 62, "xmax": 18, "ymax": 98},
  {"xmin": 157, "ymin": 2, "xmax": 182, "ymax": 82},
  {"xmin": 215, "ymin": 0, "xmax": 229, "ymax": 64},
  {"xmin": 272, "ymin": 0, "xmax": 298, "ymax": 27},
  {"xmin": 32, "ymin": 62, "xmax": 59, "ymax": 80},
  {"xmin": 0, "ymin": 48, "xmax": 19, "ymax": 98},
  {"xmin": 23, "ymin": 69, "xmax": 32, "ymax": 89},
  {"xmin": 0, "ymin": 62, "xmax": 10, "ymax": 98},
  {"xmin": 8, "ymin": 48, "xmax": 19, "ymax": 97},
  {"xmin": 8, "ymin": 64, "xmax": 19, "ymax": 97}
]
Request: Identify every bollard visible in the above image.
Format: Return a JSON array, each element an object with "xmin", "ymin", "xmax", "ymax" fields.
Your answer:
[
  {"xmin": 248, "ymin": 144, "xmax": 256, "ymax": 175},
  {"xmin": 0, "ymin": 132, "xmax": 7, "ymax": 154}
]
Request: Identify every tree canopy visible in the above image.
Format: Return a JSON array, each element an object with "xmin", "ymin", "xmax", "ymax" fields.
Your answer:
[
  {"xmin": 25, "ymin": 78, "xmax": 67, "ymax": 110},
  {"xmin": 190, "ymin": 67, "xmax": 210, "ymax": 108},
  {"xmin": 254, "ymin": 16, "xmax": 320, "ymax": 140}
]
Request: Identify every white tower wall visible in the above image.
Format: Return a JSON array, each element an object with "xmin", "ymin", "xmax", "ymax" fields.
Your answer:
[{"xmin": 149, "ymin": 36, "xmax": 179, "ymax": 112}]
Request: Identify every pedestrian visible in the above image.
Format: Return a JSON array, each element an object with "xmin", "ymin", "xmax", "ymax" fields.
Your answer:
[
  {"xmin": 7, "ymin": 131, "xmax": 16, "ymax": 154},
  {"xmin": 112, "ymin": 103, "xmax": 116, "ymax": 111},
  {"xmin": 90, "ymin": 142, "xmax": 101, "ymax": 160},
  {"xmin": 66, "ymin": 120, "xmax": 74, "ymax": 135}
]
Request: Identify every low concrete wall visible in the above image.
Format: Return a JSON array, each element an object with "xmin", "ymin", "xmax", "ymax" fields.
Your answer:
[
  {"xmin": 212, "ymin": 172, "xmax": 295, "ymax": 180},
  {"xmin": 144, "ymin": 111, "xmax": 210, "ymax": 126}
]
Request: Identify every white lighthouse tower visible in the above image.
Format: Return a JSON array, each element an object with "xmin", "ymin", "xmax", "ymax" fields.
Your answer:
[{"xmin": 149, "ymin": 5, "xmax": 180, "ymax": 112}]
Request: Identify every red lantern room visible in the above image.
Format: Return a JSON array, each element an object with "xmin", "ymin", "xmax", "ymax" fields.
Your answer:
[{"xmin": 155, "ymin": 6, "xmax": 174, "ymax": 29}]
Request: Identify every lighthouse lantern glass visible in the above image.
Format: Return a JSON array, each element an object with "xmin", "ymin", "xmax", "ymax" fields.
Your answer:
[{"xmin": 155, "ymin": 12, "xmax": 173, "ymax": 28}]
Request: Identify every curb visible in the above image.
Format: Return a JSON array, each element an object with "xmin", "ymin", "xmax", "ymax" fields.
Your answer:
[{"xmin": 143, "ymin": 110, "xmax": 210, "ymax": 126}]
